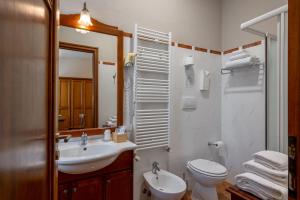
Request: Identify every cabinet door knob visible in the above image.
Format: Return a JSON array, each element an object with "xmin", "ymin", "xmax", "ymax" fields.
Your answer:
[
  {"xmin": 63, "ymin": 189, "xmax": 68, "ymax": 194},
  {"xmin": 73, "ymin": 187, "xmax": 77, "ymax": 192}
]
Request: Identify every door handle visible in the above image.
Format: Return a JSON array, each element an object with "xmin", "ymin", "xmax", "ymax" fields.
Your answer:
[{"xmin": 79, "ymin": 113, "xmax": 85, "ymax": 128}]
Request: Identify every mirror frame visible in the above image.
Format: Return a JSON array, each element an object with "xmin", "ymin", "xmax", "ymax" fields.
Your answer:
[
  {"xmin": 59, "ymin": 14, "xmax": 124, "ymax": 136},
  {"xmin": 59, "ymin": 41, "xmax": 99, "ymax": 128}
]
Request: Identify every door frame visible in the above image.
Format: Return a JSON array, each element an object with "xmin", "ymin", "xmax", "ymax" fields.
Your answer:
[{"xmin": 46, "ymin": 0, "xmax": 57, "ymax": 199}]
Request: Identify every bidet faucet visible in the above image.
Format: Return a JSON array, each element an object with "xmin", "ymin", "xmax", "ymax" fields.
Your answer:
[
  {"xmin": 81, "ymin": 132, "xmax": 88, "ymax": 146},
  {"xmin": 152, "ymin": 161, "xmax": 160, "ymax": 175}
]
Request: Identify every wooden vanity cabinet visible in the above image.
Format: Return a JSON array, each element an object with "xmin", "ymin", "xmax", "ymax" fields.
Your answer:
[
  {"xmin": 58, "ymin": 184, "xmax": 70, "ymax": 200},
  {"xmin": 58, "ymin": 150, "xmax": 133, "ymax": 200},
  {"xmin": 105, "ymin": 170, "xmax": 133, "ymax": 200}
]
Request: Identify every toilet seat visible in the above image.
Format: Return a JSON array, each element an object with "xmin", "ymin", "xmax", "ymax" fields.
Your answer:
[{"xmin": 187, "ymin": 159, "xmax": 228, "ymax": 177}]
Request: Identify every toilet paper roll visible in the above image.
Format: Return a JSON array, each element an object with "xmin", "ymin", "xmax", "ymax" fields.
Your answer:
[
  {"xmin": 214, "ymin": 141, "xmax": 224, "ymax": 149},
  {"xmin": 213, "ymin": 141, "xmax": 225, "ymax": 158}
]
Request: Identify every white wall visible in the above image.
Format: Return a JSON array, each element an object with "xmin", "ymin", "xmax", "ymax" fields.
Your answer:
[
  {"xmin": 221, "ymin": 0, "xmax": 287, "ymax": 50},
  {"xmin": 98, "ymin": 63, "xmax": 117, "ymax": 126},
  {"xmin": 60, "ymin": 0, "xmax": 222, "ymax": 50},
  {"xmin": 133, "ymin": 46, "xmax": 222, "ymax": 200},
  {"xmin": 59, "ymin": 50, "xmax": 93, "ymax": 78},
  {"xmin": 169, "ymin": 46, "xmax": 222, "ymax": 188},
  {"xmin": 221, "ymin": 42, "xmax": 266, "ymax": 182}
]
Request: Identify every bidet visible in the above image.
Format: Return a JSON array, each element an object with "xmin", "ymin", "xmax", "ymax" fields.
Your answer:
[{"xmin": 143, "ymin": 169, "xmax": 186, "ymax": 200}]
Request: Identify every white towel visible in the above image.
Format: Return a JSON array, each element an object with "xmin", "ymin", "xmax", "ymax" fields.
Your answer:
[
  {"xmin": 253, "ymin": 150, "xmax": 288, "ymax": 171},
  {"xmin": 229, "ymin": 53, "xmax": 250, "ymax": 61},
  {"xmin": 223, "ymin": 56, "xmax": 259, "ymax": 70},
  {"xmin": 243, "ymin": 160, "xmax": 288, "ymax": 187},
  {"xmin": 235, "ymin": 172, "xmax": 288, "ymax": 200}
]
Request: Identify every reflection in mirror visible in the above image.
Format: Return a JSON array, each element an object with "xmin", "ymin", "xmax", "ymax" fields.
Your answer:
[
  {"xmin": 58, "ymin": 26, "xmax": 118, "ymax": 130},
  {"xmin": 58, "ymin": 48, "xmax": 95, "ymax": 131}
]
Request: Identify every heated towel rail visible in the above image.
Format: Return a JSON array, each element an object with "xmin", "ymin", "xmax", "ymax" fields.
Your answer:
[{"xmin": 133, "ymin": 24, "xmax": 171, "ymax": 151}]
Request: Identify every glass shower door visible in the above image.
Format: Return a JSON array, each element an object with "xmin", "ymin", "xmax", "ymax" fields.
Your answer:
[{"xmin": 266, "ymin": 12, "xmax": 288, "ymax": 154}]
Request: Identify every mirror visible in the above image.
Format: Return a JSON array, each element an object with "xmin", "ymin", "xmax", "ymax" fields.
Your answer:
[{"xmin": 58, "ymin": 14, "xmax": 124, "ymax": 134}]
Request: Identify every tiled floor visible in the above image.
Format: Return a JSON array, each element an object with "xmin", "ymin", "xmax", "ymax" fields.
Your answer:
[{"xmin": 182, "ymin": 181, "xmax": 232, "ymax": 200}]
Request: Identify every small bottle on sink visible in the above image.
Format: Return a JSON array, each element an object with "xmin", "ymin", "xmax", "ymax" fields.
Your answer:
[{"xmin": 103, "ymin": 129, "xmax": 111, "ymax": 141}]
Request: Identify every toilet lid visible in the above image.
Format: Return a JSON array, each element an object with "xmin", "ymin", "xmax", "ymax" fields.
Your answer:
[{"xmin": 188, "ymin": 159, "xmax": 227, "ymax": 177}]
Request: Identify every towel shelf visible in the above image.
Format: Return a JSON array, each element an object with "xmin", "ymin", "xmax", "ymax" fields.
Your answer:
[
  {"xmin": 226, "ymin": 186, "xmax": 260, "ymax": 200},
  {"xmin": 221, "ymin": 62, "xmax": 264, "ymax": 75}
]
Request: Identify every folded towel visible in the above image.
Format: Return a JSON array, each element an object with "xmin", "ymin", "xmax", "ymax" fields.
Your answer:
[
  {"xmin": 253, "ymin": 151, "xmax": 288, "ymax": 171},
  {"xmin": 229, "ymin": 53, "xmax": 250, "ymax": 61},
  {"xmin": 109, "ymin": 118, "xmax": 117, "ymax": 122},
  {"xmin": 223, "ymin": 56, "xmax": 259, "ymax": 70},
  {"xmin": 235, "ymin": 172, "xmax": 288, "ymax": 200},
  {"xmin": 243, "ymin": 160, "xmax": 288, "ymax": 187}
]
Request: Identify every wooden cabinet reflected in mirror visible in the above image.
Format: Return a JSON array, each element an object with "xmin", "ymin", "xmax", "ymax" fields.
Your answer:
[{"xmin": 58, "ymin": 14, "xmax": 124, "ymax": 135}]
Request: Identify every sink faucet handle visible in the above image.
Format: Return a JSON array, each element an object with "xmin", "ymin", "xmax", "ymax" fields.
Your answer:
[
  {"xmin": 152, "ymin": 161, "xmax": 160, "ymax": 175},
  {"xmin": 81, "ymin": 132, "xmax": 87, "ymax": 137}
]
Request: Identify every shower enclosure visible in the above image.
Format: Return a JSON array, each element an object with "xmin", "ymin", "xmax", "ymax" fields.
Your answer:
[{"xmin": 241, "ymin": 5, "xmax": 288, "ymax": 154}]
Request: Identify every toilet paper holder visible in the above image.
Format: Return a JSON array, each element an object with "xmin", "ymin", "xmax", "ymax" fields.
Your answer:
[{"xmin": 208, "ymin": 141, "xmax": 223, "ymax": 148}]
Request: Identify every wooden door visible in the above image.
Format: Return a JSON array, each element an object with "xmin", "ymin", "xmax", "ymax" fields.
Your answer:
[
  {"xmin": 59, "ymin": 79, "xmax": 71, "ymax": 130},
  {"xmin": 71, "ymin": 178, "xmax": 103, "ymax": 200},
  {"xmin": 71, "ymin": 80, "xmax": 85, "ymax": 129},
  {"xmin": 105, "ymin": 171, "xmax": 133, "ymax": 200},
  {"xmin": 59, "ymin": 78, "xmax": 94, "ymax": 130},
  {"xmin": 0, "ymin": 0, "xmax": 56, "ymax": 200},
  {"xmin": 288, "ymin": 0, "xmax": 300, "ymax": 199}
]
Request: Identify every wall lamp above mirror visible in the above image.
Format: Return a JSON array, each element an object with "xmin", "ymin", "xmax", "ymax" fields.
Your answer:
[{"xmin": 59, "ymin": 14, "xmax": 124, "ymax": 136}]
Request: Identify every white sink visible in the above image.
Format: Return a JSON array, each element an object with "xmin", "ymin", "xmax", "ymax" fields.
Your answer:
[{"xmin": 58, "ymin": 140, "xmax": 136, "ymax": 174}]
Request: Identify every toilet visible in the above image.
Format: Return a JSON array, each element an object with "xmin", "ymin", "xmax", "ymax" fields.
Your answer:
[{"xmin": 187, "ymin": 159, "xmax": 228, "ymax": 200}]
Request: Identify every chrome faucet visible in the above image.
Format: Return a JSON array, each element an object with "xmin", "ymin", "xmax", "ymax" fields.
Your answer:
[
  {"xmin": 152, "ymin": 161, "xmax": 160, "ymax": 175},
  {"xmin": 81, "ymin": 132, "xmax": 88, "ymax": 146}
]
